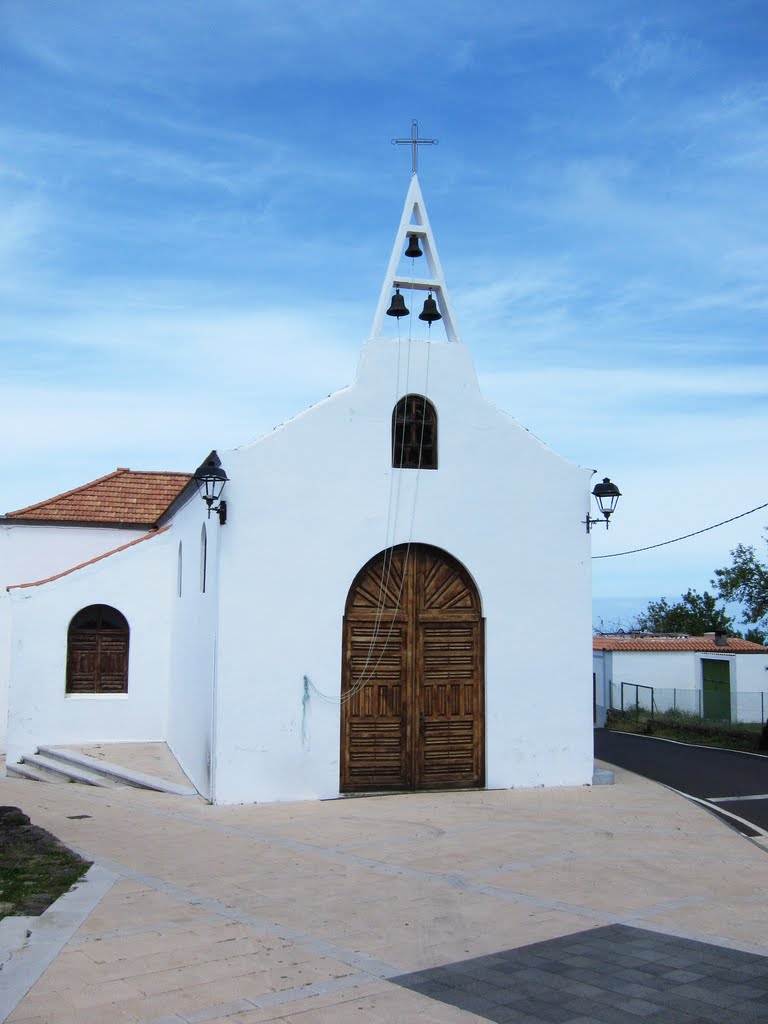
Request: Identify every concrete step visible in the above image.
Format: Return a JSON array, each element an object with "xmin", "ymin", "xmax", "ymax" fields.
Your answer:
[
  {"xmin": 592, "ymin": 767, "xmax": 615, "ymax": 785},
  {"xmin": 20, "ymin": 752, "xmax": 119, "ymax": 788},
  {"xmin": 6, "ymin": 761, "xmax": 58, "ymax": 784},
  {"xmin": 36, "ymin": 746, "xmax": 198, "ymax": 796}
]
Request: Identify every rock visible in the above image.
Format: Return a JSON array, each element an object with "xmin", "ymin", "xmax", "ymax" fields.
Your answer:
[{"xmin": 0, "ymin": 807, "xmax": 31, "ymax": 826}]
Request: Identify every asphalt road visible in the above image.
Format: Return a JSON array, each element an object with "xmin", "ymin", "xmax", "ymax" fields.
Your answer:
[{"xmin": 594, "ymin": 729, "xmax": 768, "ymax": 835}]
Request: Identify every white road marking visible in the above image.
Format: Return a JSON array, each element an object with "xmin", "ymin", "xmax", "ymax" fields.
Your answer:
[
  {"xmin": 707, "ymin": 793, "xmax": 768, "ymax": 803},
  {"xmin": 666, "ymin": 787, "xmax": 768, "ymax": 836}
]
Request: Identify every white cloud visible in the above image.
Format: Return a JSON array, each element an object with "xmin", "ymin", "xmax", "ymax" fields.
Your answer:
[
  {"xmin": 593, "ymin": 27, "xmax": 703, "ymax": 93},
  {"xmin": 0, "ymin": 125, "xmax": 283, "ymax": 195},
  {"xmin": 0, "ymin": 196, "xmax": 48, "ymax": 271}
]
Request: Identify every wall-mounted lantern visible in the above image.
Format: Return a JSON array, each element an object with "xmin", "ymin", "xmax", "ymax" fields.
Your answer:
[
  {"xmin": 585, "ymin": 477, "xmax": 621, "ymax": 533},
  {"xmin": 194, "ymin": 451, "xmax": 228, "ymax": 524}
]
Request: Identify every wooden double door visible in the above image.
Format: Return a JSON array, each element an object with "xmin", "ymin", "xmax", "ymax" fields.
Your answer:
[{"xmin": 341, "ymin": 544, "xmax": 485, "ymax": 792}]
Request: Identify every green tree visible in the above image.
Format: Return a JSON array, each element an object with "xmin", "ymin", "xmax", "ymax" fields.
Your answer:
[
  {"xmin": 713, "ymin": 530, "xmax": 768, "ymax": 641},
  {"xmin": 631, "ymin": 588, "xmax": 735, "ymax": 635}
]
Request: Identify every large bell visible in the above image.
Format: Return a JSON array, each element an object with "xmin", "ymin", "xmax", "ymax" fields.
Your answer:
[
  {"xmin": 386, "ymin": 288, "xmax": 409, "ymax": 318},
  {"xmin": 405, "ymin": 234, "xmax": 423, "ymax": 258},
  {"xmin": 419, "ymin": 292, "xmax": 442, "ymax": 323}
]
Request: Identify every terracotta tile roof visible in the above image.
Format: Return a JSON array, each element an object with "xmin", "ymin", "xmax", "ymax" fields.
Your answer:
[
  {"xmin": 5, "ymin": 469, "xmax": 192, "ymax": 526},
  {"xmin": 593, "ymin": 635, "xmax": 768, "ymax": 654},
  {"xmin": 6, "ymin": 526, "xmax": 172, "ymax": 591}
]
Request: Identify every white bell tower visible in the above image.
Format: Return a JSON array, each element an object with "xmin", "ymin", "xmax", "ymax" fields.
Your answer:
[{"xmin": 370, "ymin": 123, "xmax": 461, "ymax": 344}]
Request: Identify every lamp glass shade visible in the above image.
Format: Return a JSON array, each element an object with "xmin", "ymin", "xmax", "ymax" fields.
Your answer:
[
  {"xmin": 193, "ymin": 457, "xmax": 228, "ymax": 504},
  {"xmin": 592, "ymin": 477, "xmax": 621, "ymax": 517}
]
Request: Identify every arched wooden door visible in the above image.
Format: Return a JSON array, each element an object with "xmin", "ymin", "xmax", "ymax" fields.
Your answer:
[{"xmin": 341, "ymin": 544, "xmax": 484, "ymax": 792}]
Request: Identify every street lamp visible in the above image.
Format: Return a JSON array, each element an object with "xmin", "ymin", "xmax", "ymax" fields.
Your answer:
[
  {"xmin": 585, "ymin": 477, "xmax": 621, "ymax": 533},
  {"xmin": 194, "ymin": 451, "xmax": 228, "ymax": 524}
]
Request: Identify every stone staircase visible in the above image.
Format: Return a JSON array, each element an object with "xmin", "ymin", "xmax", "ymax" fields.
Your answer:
[{"xmin": 7, "ymin": 745, "xmax": 198, "ymax": 796}]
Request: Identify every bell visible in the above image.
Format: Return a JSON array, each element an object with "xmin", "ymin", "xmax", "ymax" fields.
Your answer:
[
  {"xmin": 418, "ymin": 292, "xmax": 442, "ymax": 323},
  {"xmin": 405, "ymin": 234, "xmax": 423, "ymax": 258},
  {"xmin": 386, "ymin": 288, "xmax": 409, "ymax": 318}
]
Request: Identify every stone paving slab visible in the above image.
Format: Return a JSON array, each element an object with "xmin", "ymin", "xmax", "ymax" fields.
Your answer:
[
  {"xmin": 391, "ymin": 923, "xmax": 768, "ymax": 1022},
  {"xmin": 2, "ymin": 764, "xmax": 768, "ymax": 1023},
  {"xmin": 0, "ymin": 865, "xmax": 118, "ymax": 1023}
]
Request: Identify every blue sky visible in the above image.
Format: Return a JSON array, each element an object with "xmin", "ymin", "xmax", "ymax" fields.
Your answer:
[{"xmin": 2, "ymin": 0, "xmax": 766, "ymax": 629}]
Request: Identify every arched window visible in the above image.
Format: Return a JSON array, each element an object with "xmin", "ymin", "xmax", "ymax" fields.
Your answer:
[
  {"xmin": 66, "ymin": 605, "xmax": 129, "ymax": 694},
  {"xmin": 392, "ymin": 395, "xmax": 437, "ymax": 469},
  {"xmin": 200, "ymin": 523, "xmax": 207, "ymax": 593}
]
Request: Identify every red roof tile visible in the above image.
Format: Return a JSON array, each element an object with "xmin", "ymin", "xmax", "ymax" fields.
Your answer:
[
  {"xmin": 5, "ymin": 469, "xmax": 192, "ymax": 526},
  {"xmin": 593, "ymin": 636, "xmax": 767, "ymax": 654}
]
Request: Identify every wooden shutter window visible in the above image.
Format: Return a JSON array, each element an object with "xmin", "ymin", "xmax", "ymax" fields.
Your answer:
[
  {"xmin": 392, "ymin": 395, "xmax": 437, "ymax": 469},
  {"xmin": 66, "ymin": 604, "xmax": 129, "ymax": 694}
]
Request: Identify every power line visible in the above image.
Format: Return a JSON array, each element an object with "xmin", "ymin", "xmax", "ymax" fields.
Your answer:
[{"xmin": 593, "ymin": 501, "xmax": 768, "ymax": 560}]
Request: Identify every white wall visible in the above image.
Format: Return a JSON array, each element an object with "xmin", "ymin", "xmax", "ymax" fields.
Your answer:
[
  {"xmin": 733, "ymin": 655, "xmax": 768, "ymax": 693},
  {"xmin": 602, "ymin": 648, "xmax": 768, "ymax": 720},
  {"xmin": 165, "ymin": 493, "xmax": 219, "ymax": 799},
  {"xmin": 5, "ymin": 529, "xmax": 174, "ymax": 766},
  {"xmin": 211, "ymin": 337, "xmax": 595, "ymax": 803},
  {"xmin": 608, "ymin": 650, "xmax": 768, "ymax": 694},
  {"xmin": 0, "ymin": 522, "xmax": 145, "ymax": 752},
  {"xmin": 0, "ymin": 595, "xmax": 11, "ymax": 755},
  {"xmin": 0, "ymin": 522, "xmax": 146, "ymax": 590},
  {"xmin": 611, "ymin": 651, "xmax": 698, "ymax": 692},
  {"xmin": 593, "ymin": 650, "xmax": 609, "ymax": 726}
]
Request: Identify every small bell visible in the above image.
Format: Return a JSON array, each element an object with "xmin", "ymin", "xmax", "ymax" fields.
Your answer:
[
  {"xmin": 419, "ymin": 292, "xmax": 442, "ymax": 323},
  {"xmin": 386, "ymin": 288, "xmax": 409, "ymax": 318},
  {"xmin": 404, "ymin": 234, "xmax": 423, "ymax": 258}
]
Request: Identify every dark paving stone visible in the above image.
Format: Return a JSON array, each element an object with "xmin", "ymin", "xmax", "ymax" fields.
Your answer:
[{"xmin": 389, "ymin": 924, "xmax": 768, "ymax": 1023}]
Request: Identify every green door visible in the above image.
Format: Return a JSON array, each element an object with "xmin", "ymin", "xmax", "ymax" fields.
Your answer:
[{"xmin": 702, "ymin": 659, "xmax": 731, "ymax": 721}]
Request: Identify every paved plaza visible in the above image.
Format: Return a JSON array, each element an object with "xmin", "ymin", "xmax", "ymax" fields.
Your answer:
[{"xmin": 1, "ymin": 757, "xmax": 768, "ymax": 1023}]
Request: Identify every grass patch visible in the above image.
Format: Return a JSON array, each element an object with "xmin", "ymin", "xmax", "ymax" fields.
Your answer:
[
  {"xmin": 606, "ymin": 708, "xmax": 767, "ymax": 752},
  {"xmin": 0, "ymin": 806, "xmax": 91, "ymax": 920}
]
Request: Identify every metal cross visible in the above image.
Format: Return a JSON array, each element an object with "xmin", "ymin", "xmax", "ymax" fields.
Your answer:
[{"xmin": 391, "ymin": 119, "xmax": 438, "ymax": 174}]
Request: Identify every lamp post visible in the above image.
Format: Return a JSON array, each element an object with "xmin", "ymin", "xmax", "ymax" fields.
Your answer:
[
  {"xmin": 585, "ymin": 477, "xmax": 621, "ymax": 533},
  {"xmin": 194, "ymin": 451, "xmax": 228, "ymax": 524}
]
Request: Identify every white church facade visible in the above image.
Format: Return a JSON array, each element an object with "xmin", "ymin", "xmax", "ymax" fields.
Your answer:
[{"xmin": 1, "ymin": 175, "xmax": 601, "ymax": 804}]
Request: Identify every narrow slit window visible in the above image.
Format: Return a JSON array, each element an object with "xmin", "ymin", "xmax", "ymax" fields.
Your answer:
[
  {"xmin": 392, "ymin": 395, "xmax": 437, "ymax": 469},
  {"xmin": 200, "ymin": 524, "xmax": 207, "ymax": 593}
]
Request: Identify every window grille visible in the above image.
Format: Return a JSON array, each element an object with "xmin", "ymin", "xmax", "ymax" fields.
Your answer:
[{"xmin": 392, "ymin": 395, "xmax": 437, "ymax": 469}]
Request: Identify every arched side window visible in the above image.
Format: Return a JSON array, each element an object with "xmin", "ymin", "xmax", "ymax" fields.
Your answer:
[
  {"xmin": 392, "ymin": 395, "xmax": 438, "ymax": 469},
  {"xmin": 200, "ymin": 523, "xmax": 207, "ymax": 594},
  {"xmin": 66, "ymin": 605, "xmax": 129, "ymax": 694}
]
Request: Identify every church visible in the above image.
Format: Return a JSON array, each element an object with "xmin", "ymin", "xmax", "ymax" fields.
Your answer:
[{"xmin": 1, "ymin": 167, "xmax": 604, "ymax": 804}]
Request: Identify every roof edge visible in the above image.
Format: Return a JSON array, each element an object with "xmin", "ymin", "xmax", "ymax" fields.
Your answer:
[
  {"xmin": 156, "ymin": 476, "xmax": 200, "ymax": 526},
  {"xmin": 1, "ymin": 517, "xmax": 157, "ymax": 530}
]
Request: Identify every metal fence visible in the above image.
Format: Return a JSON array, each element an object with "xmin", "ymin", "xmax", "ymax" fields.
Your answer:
[{"xmin": 610, "ymin": 681, "xmax": 768, "ymax": 724}]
